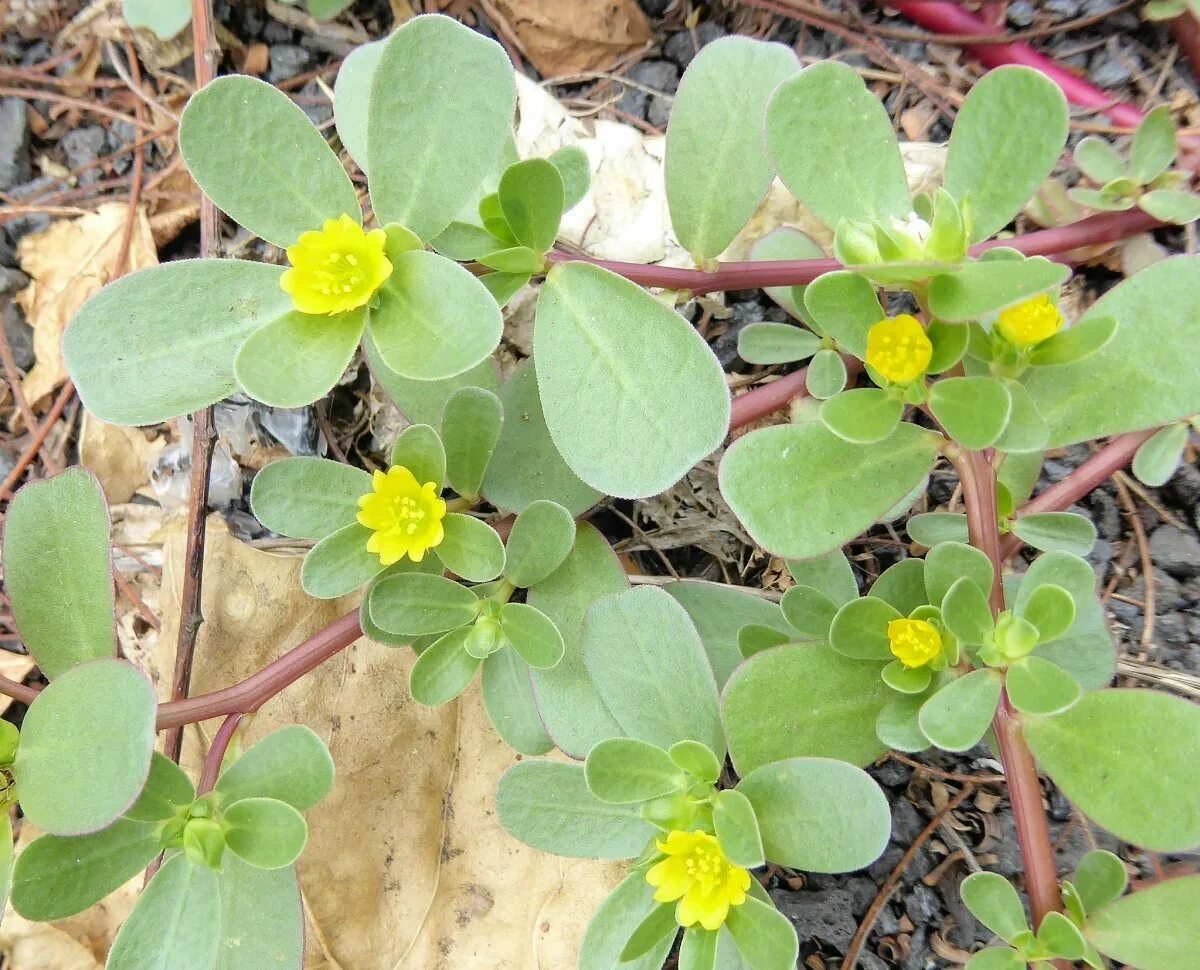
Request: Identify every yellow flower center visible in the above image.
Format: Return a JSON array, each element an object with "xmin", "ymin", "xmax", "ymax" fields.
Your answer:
[
  {"xmin": 995, "ymin": 293, "xmax": 1064, "ymax": 347},
  {"xmin": 865, "ymin": 314, "xmax": 932, "ymax": 385},
  {"xmin": 355, "ymin": 465, "xmax": 447, "ymax": 566},
  {"xmin": 280, "ymin": 213, "xmax": 392, "ymax": 316},
  {"xmin": 887, "ymin": 617, "xmax": 942, "ymax": 669},
  {"xmin": 645, "ymin": 829, "xmax": 752, "ymax": 932}
]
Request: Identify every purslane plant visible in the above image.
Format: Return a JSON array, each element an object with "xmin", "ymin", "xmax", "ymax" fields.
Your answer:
[{"xmin": 3, "ymin": 13, "xmax": 1195, "ymax": 968}]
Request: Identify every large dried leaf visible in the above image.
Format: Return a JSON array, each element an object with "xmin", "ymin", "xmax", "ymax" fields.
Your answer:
[{"xmin": 494, "ymin": 0, "xmax": 651, "ymax": 76}]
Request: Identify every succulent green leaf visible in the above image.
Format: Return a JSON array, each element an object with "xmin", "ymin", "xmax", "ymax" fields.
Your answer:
[
  {"xmin": 906, "ymin": 512, "xmax": 969, "ymax": 547},
  {"xmin": 666, "ymin": 37, "xmax": 799, "ymax": 259},
  {"xmin": 367, "ymin": 250, "xmax": 502, "ymax": 381},
  {"xmin": 664, "ymin": 580, "xmax": 793, "ymax": 687},
  {"xmin": 720, "ymin": 422, "xmax": 940, "ymax": 560},
  {"xmin": 881, "ymin": 660, "xmax": 932, "ymax": 694},
  {"xmin": 1038, "ymin": 911, "xmax": 1087, "ymax": 960},
  {"xmin": 725, "ymin": 895, "xmax": 799, "ymax": 970},
  {"xmin": 620, "ymin": 904, "xmax": 679, "ymax": 963},
  {"xmin": 180, "ymin": 75, "xmax": 359, "ymax": 247},
  {"xmin": 504, "ymin": 500, "xmax": 576, "ymax": 589},
  {"xmin": 368, "ymin": 341, "xmax": 501, "ymax": 425},
  {"xmin": 766, "ymin": 61, "xmax": 910, "ymax": 230},
  {"xmin": 582, "ymin": 586, "xmax": 724, "ymax": 756},
  {"xmin": 64, "ymin": 260, "xmax": 290, "ymax": 425},
  {"xmin": 942, "ymin": 576, "xmax": 995, "ymax": 646},
  {"xmin": 821, "ymin": 389, "xmax": 903, "ymax": 445},
  {"xmin": 126, "ymin": 752, "xmax": 197, "ymax": 822},
  {"xmin": 1023, "ymin": 256, "xmax": 1200, "ymax": 445},
  {"xmin": 250, "ymin": 457, "xmax": 370, "ymax": 540},
  {"xmin": 526, "ymin": 524, "xmax": 627, "ymax": 756},
  {"xmin": 737, "ymin": 322, "xmax": 821, "ymax": 365},
  {"xmin": 925, "ymin": 541, "xmax": 994, "ymax": 611},
  {"xmin": 223, "ymin": 797, "xmax": 308, "ymax": 870},
  {"xmin": 367, "ymin": 15, "xmax": 516, "ymax": 239},
  {"xmin": 11, "ymin": 819, "xmax": 159, "ymax": 921},
  {"xmin": 1139, "ymin": 187, "xmax": 1200, "ymax": 223},
  {"xmin": 829, "ymin": 596, "xmax": 900, "ymax": 661},
  {"xmin": 332, "ymin": 36, "xmax": 385, "ymax": 173},
  {"xmin": 234, "ymin": 308, "xmax": 365, "ymax": 409},
  {"xmin": 1025, "ymin": 689, "xmax": 1200, "ymax": 851},
  {"xmin": 928, "ymin": 376, "xmax": 1012, "ymax": 449},
  {"xmin": 1085, "ymin": 874, "xmax": 1200, "ymax": 970},
  {"xmin": 481, "ymin": 648, "xmax": 554, "ymax": 756},
  {"xmin": 535, "ymin": 262, "xmax": 730, "ymax": 498},
  {"xmin": 580, "ymin": 872, "xmax": 676, "ymax": 970},
  {"xmin": 1019, "ymin": 583, "xmax": 1076, "ymax": 642},
  {"xmin": 994, "ymin": 378, "xmax": 1050, "ymax": 453},
  {"xmin": 548, "ymin": 145, "xmax": 590, "ymax": 211},
  {"xmin": 749, "ymin": 228, "xmax": 825, "ymax": 324},
  {"xmin": 1074, "ymin": 136, "xmax": 1127, "ymax": 185},
  {"xmin": 436, "ymin": 513, "xmax": 505, "ymax": 583},
  {"xmin": 369, "ymin": 572, "xmax": 480, "ymax": 636},
  {"xmin": 917, "ymin": 669, "xmax": 1002, "ymax": 752},
  {"xmin": 300, "ymin": 522, "xmax": 381, "ymax": 598},
  {"xmin": 441, "ymin": 387, "xmax": 503, "ymax": 499},
  {"xmin": 482, "ymin": 360, "xmax": 603, "ymax": 515},
  {"xmin": 16, "ymin": 659, "xmax": 155, "ymax": 835},
  {"xmin": 679, "ymin": 927, "xmax": 720, "ymax": 970},
  {"xmin": 739, "ymin": 624, "xmax": 792, "ymax": 658},
  {"xmin": 1068, "ymin": 185, "xmax": 1136, "ymax": 211},
  {"xmin": 214, "ymin": 855, "xmax": 304, "ymax": 970},
  {"xmin": 385, "ymin": 426, "xmax": 443, "ymax": 490},
  {"xmin": 927, "ymin": 318, "xmax": 970, "ymax": 374},
  {"xmin": 584, "ymin": 738, "xmax": 687, "ymax": 804},
  {"xmin": 802, "ymin": 270, "xmax": 883, "ymax": 358},
  {"xmin": 787, "ymin": 550, "xmax": 858, "ymax": 606},
  {"xmin": 1010, "ymin": 512, "xmax": 1097, "ymax": 556},
  {"xmin": 737, "ymin": 757, "xmax": 889, "ymax": 872},
  {"xmin": 1027, "ymin": 314, "xmax": 1117, "ymax": 368},
  {"xmin": 944, "ymin": 66, "xmax": 1068, "ymax": 241},
  {"xmin": 1133, "ymin": 423, "xmax": 1189, "ymax": 487},
  {"xmin": 1006, "ymin": 656, "xmax": 1082, "ymax": 716},
  {"xmin": 668, "ymin": 740, "xmax": 722, "ymax": 784},
  {"xmin": 965, "ymin": 948, "xmax": 1024, "ymax": 970},
  {"xmin": 4, "ymin": 468, "xmax": 116, "ymax": 678},
  {"xmin": 106, "ymin": 855, "xmax": 220, "ymax": 970},
  {"xmin": 430, "ymin": 221, "xmax": 509, "ymax": 261},
  {"xmin": 122, "ymin": 0, "xmax": 190, "ymax": 38},
  {"xmin": 805, "ymin": 348, "xmax": 848, "ymax": 399},
  {"xmin": 498, "ymin": 159, "xmax": 565, "ymax": 253},
  {"xmin": 929, "ymin": 258, "xmax": 1070, "ymax": 322},
  {"xmin": 215, "ymin": 725, "xmax": 334, "ymax": 811},
  {"xmin": 499, "ymin": 602, "xmax": 565, "ymax": 669},
  {"xmin": 780, "ymin": 585, "xmax": 839, "ymax": 640},
  {"xmin": 1130, "ymin": 105, "xmax": 1177, "ymax": 184},
  {"xmin": 723, "ymin": 644, "xmax": 891, "ymax": 771},
  {"xmin": 875, "ymin": 692, "xmax": 931, "ymax": 752},
  {"xmin": 496, "ymin": 760, "xmax": 656, "ymax": 859},
  {"xmin": 1074, "ymin": 849, "xmax": 1128, "ymax": 914},
  {"xmin": 713, "ymin": 789, "xmax": 765, "ymax": 869},
  {"xmin": 409, "ymin": 628, "xmax": 480, "ymax": 705},
  {"xmin": 477, "ymin": 246, "xmax": 544, "ymax": 274},
  {"xmin": 960, "ymin": 871, "xmax": 1030, "ymax": 945}
]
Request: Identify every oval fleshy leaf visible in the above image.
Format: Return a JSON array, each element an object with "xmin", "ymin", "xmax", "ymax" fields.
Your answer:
[
  {"xmin": 442, "ymin": 387, "xmax": 503, "ymax": 499},
  {"xmin": 250, "ymin": 457, "xmax": 371, "ymax": 541},
  {"xmin": 224, "ymin": 797, "xmax": 308, "ymax": 870},
  {"xmin": 215, "ymin": 725, "xmax": 334, "ymax": 811},
  {"xmin": 368, "ymin": 572, "xmax": 480, "ymax": 636},
  {"xmin": 481, "ymin": 648, "xmax": 554, "ymax": 756},
  {"xmin": 234, "ymin": 308, "xmax": 365, "ymax": 409},
  {"xmin": 917, "ymin": 669, "xmax": 1002, "ymax": 753},
  {"xmin": 333, "ymin": 37, "xmax": 386, "ymax": 173},
  {"xmin": 106, "ymin": 855, "xmax": 220, "ymax": 970},
  {"xmin": 436, "ymin": 513, "xmax": 505, "ymax": 583},
  {"xmin": 504, "ymin": 500, "xmax": 576, "ymax": 589}
]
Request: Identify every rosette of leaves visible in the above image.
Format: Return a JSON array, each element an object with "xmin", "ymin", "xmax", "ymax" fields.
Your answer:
[
  {"xmin": 495, "ymin": 586, "xmax": 891, "ymax": 970},
  {"xmin": 12, "ymin": 727, "xmax": 334, "ymax": 969},
  {"xmin": 960, "ymin": 853, "xmax": 1200, "ymax": 969},
  {"xmin": 1070, "ymin": 105, "xmax": 1200, "ymax": 225}
]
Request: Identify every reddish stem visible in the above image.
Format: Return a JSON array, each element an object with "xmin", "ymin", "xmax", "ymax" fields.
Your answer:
[
  {"xmin": 548, "ymin": 208, "xmax": 1162, "ymax": 296},
  {"xmin": 1168, "ymin": 12, "xmax": 1200, "ymax": 87},
  {"xmin": 196, "ymin": 713, "xmax": 242, "ymax": 795}
]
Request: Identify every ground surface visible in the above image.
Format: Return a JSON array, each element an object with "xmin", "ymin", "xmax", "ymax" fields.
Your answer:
[{"xmin": 1, "ymin": 2, "xmax": 1199, "ymax": 969}]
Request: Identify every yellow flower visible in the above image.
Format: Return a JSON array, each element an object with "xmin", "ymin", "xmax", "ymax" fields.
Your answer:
[
  {"xmin": 888, "ymin": 618, "xmax": 942, "ymax": 669},
  {"xmin": 995, "ymin": 294, "xmax": 1064, "ymax": 347},
  {"xmin": 280, "ymin": 213, "xmax": 392, "ymax": 315},
  {"xmin": 645, "ymin": 830, "xmax": 751, "ymax": 932},
  {"xmin": 865, "ymin": 315, "xmax": 932, "ymax": 385},
  {"xmin": 355, "ymin": 466, "xmax": 446, "ymax": 566}
]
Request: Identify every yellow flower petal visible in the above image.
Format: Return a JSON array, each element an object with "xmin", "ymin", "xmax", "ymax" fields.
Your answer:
[
  {"xmin": 356, "ymin": 463, "xmax": 448, "ymax": 567},
  {"xmin": 278, "ymin": 212, "xmax": 392, "ymax": 316},
  {"xmin": 643, "ymin": 829, "xmax": 751, "ymax": 932},
  {"xmin": 865, "ymin": 314, "xmax": 932, "ymax": 386},
  {"xmin": 887, "ymin": 617, "xmax": 942, "ymax": 668},
  {"xmin": 995, "ymin": 294, "xmax": 1064, "ymax": 347}
]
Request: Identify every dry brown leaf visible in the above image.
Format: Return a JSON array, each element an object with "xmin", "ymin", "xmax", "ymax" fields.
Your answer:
[
  {"xmin": 494, "ymin": 0, "xmax": 650, "ymax": 76},
  {"xmin": 146, "ymin": 519, "xmax": 620, "ymax": 969},
  {"xmin": 16, "ymin": 203, "xmax": 156, "ymax": 407},
  {"xmin": 79, "ymin": 412, "xmax": 166, "ymax": 504}
]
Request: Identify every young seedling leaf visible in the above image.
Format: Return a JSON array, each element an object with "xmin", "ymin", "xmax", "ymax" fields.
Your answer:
[
  {"xmin": 713, "ymin": 789, "xmax": 765, "ymax": 869},
  {"xmin": 499, "ymin": 602, "xmax": 565, "ymax": 669},
  {"xmin": 805, "ymin": 348, "xmax": 848, "ymax": 399},
  {"xmin": 1019, "ymin": 582, "xmax": 1076, "ymax": 643},
  {"xmin": 15, "ymin": 659, "xmax": 155, "ymax": 836},
  {"xmin": 496, "ymin": 760, "xmax": 656, "ymax": 859},
  {"xmin": 535, "ymin": 262, "xmax": 730, "ymax": 498},
  {"xmin": 180, "ymin": 75, "xmax": 360, "ymax": 247},
  {"xmin": 1139, "ymin": 187, "xmax": 1200, "ymax": 224},
  {"xmin": 1006, "ymin": 656, "xmax": 1082, "ymax": 716},
  {"xmin": 3, "ymin": 468, "xmax": 116, "ymax": 678},
  {"xmin": 504, "ymin": 500, "xmax": 576, "ymax": 589},
  {"xmin": 737, "ymin": 322, "xmax": 821, "ymax": 365},
  {"xmin": 668, "ymin": 740, "xmax": 722, "ymax": 784},
  {"xmin": 917, "ymin": 669, "xmax": 1002, "ymax": 752},
  {"xmin": 409, "ymin": 627, "xmax": 481, "ymax": 705},
  {"xmin": 960, "ymin": 871, "xmax": 1030, "ymax": 945},
  {"xmin": 1074, "ymin": 136, "xmax": 1127, "ymax": 185},
  {"xmin": 250, "ymin": 457, "xmax": 371, "ymax": 540},
  {"xmin": 1130, "ymin": 104, "xmax": 1177, "ymax": 184},
  {"xmin": 737, "ymin": 757, "xmax": 889, "ymax": 872},
  {"xmin": 1132, "ymin": 423, "xmax": 1188, "ymax": 487},
  {"xmin": 584, "ymin": 738, "xmax": 687, "ymax": 805},
  {"xmin": 216, "ymin": 725, "xmax": 334, "ymax": 811}
]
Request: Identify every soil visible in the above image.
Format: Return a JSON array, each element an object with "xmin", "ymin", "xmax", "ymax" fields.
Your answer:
[{"xmin": 1, "ymin": 2, "xmax": 1198, "ymax": 968}]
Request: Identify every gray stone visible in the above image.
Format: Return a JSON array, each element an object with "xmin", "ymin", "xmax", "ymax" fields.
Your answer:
[
  {"xmin": 769, "ymin": 888, "xmax": 858, "ymax": 949},
  {"xmin": 299, "ymin": 79, "xmax": 333, "ymax": 127},
  {"xmin": 1045, "ymin": 0, "xmax": 1083, "ymax": 15},
  {"xmin": 2, "ymin": 302, "xmax": 33, "ymax": 371},
  {"xmin": 891, "ymin": 798, "xmax": 925, "ymax": 845},
  {"xmin": 0, "ymin": 267, "xmax": 29, "ymax": 297},
  {"xmin": 1090, "ymin": 490, "xmax": 1121, "ymax": 542},
  {"xmin": 905, "ymin": 884, "xmax": 940, "ymax": 926},
  {"xmin": 60, "ymin": 126, "xmax": 107, "ymax": 184},
  {"xmin": 637, "ymin": 0, "xmax": 672, "ymax": 17},
  {"xmin": 1007, "ymin": 1, "xmax": 1037, "ymax": 26},
  {"xmin": 268, "ymin": 44, "xmax": 314, "ymax": 84},
  {"xmin": 1154, "ymin": 611, "xmax": 1190, "ymax": 648},
  {"xmin": 1128, "ymin": 567, "xmax": 1185, "ymax": 613},
  {"xmin": 1086, "ymin": 538, "xmax": 1115, "ymax": 579},
  {"xmin": 1168, "ymin": 462, "xmax": 1200, "ymax": 507},
  {"xmin": 0, "ymin": 97, "xmax": 30, "ymax": 191},
  {"xmin": 0, "ymin": 450, "xmax": 15, "ymax": 482},
  {"xmin": 624, "ymin": 60, "xmax": 678, "ymax": 128},
  {"xmin": 663, "ymin": 22, "xmax": 727, "ymax": 70},
  {"xmin": 1149, "ymin": 525, "xmax": 1200, "ymax": 579}
]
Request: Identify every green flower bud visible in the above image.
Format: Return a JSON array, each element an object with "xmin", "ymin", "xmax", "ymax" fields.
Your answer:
[
  {"xmin": 182, "ymin": 816, "xmax": 226, "ymax": 870},
  {"xmin": 991, "ymin": 612, "xmax": 1040, "ymax": 662},
  {"xmin": 0, "ymin": 720, "xmax": 19, "ymax": 766},
  {"xmin": 925, "ymin": 188, "xmax": 968, "ymax": 263},
  {"xmin": 834, "ymin": 219, "xmax": 882, "ymax": 266},
  {"xmin": 464, "ymin": 615, "xmax": 505, "ymax": 660},
  {"xmin": 640, "ymin": 792, "xmax": 697, "ymax": 832}
]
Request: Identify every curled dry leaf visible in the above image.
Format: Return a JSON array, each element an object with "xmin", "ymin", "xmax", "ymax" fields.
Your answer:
[
  {"xmin": 79, "ymin": 413, "xmax": 167, "ymax": 505},
  {"xmin": 493, "ymin": 0, "xmax": 651, "ymax": 76},
  {"xmin": 16, "ymin": 203, "xmax": 156, "ymax": 407}
]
